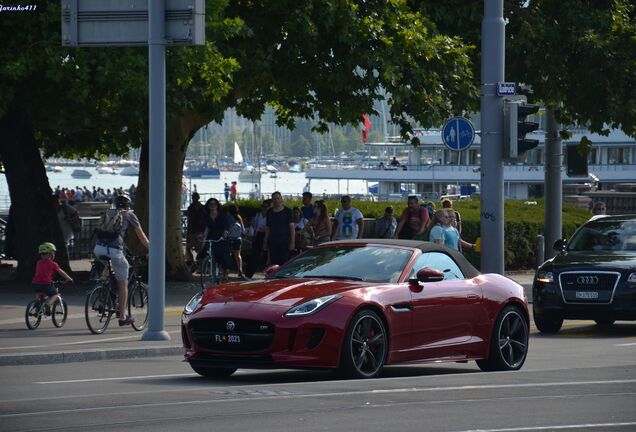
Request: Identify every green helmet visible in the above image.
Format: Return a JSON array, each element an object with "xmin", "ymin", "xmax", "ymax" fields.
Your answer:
[{"xmin": 38, "ymin": 242, "xmax": 57, "ymax": 254}]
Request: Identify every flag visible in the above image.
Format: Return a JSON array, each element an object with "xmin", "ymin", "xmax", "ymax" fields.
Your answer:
[{"xmin": 361, "ymin": 114, "xmax": 372, "ymax": 142}]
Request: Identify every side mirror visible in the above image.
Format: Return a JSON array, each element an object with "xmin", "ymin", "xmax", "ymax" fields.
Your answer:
[
  {"xmin": 412, "ymin": 267, "xmax": 444, "ymax": 283},
  {"xmin": 264, "ymin": 265, "xmax": 280, "ymax": 278},
  {"xmin": 553, "ymin": 239, "xmax": 567, "ymax": 251}
]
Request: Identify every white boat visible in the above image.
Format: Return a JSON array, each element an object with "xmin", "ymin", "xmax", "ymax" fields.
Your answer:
[
  {"xmin": 71, "ymin": 169, "xmax": 92, "ymax": 179},
  {"xmin": 238, "ymin": 165, "xmax": 265, "ymax": 182},
  {"xmin": 53, "ymin": 166, "xmax": 63, "ymax": 173},
  {"xmin": 233, "ymin": 142, "xmax": 244, "ymax": 164},
  {"xmin": 97, "ymin": 166, "xmax": 118, "ymax": 175},
  {"xmin": 120, "ymin": 166, "xmax": 140, "ymax": 176}
]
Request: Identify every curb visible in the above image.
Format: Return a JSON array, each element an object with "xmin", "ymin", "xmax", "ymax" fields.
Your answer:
[{"xmin": 0, "ymin": 345, "xmax": 183, "ymax": 366}]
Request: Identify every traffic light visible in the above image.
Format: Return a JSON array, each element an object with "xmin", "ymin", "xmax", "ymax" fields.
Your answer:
[{"xmin": 504, "ymin": 101, "xmax": 540, "ymax": 159}]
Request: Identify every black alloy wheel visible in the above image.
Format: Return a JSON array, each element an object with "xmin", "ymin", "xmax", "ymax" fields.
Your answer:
[
  {"xmin": 477, "ymin": 305, "xmax": 529, "ymax": 372},
  {"xmin": 339, "ymin": 309, "xmax": 387, "ymax": 379}
]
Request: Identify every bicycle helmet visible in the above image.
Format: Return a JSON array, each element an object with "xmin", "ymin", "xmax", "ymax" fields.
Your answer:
[
  {"xmin": 38, "ymin": 242, "xmax": 57, "ymax": 254},
  {"xmin": 114, "ymin": 194, "xmax": 132, "ymax": 209}
]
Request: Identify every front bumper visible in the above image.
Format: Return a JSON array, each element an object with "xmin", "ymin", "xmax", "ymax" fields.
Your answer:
[
  {"xmin": 533, "ymin": 278, "xmax": 636, "ymax": 321},
  {"xmin": 181, "ymin": 301, "xmax": 350, "ymax": 369}
]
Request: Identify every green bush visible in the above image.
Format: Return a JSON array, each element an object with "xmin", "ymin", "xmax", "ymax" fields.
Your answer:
[{"xmin": 233, "ymin": 197, "xmax": 591, "ymax": 271}]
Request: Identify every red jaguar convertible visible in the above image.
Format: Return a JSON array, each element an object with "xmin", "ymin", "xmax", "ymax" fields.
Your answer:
[{"xmin": 181, "ymin": 240, "xmax": 529, "ymax": 379}]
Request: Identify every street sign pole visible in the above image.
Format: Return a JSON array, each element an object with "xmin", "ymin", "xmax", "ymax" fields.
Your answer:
[
  {"xmin": 61, "ymin": 0, "xmax": 205, "ymax": 341},
  {"xmin": 480, "ymin": 0, "xmax": 505, "ymax": 275},
  {"xmin": 544, "ymin": 106, "xmax": 562, "ymax": 262},
  {"xmin": 143, "ymin": 0, "xmax": 170, "ymax": 341}
]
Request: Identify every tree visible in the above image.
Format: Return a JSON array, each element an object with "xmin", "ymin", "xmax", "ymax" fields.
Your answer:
[
  {"xmin": 2, "ymin": 0, "xmax": 476, "ymax": 280},
  {"xmin": 415, "ymin": 0, "xmax": 636, "ymax": 137},
  {"xmin": 0, "ymin": 3, "xmax": 148, "ymax": 280}
]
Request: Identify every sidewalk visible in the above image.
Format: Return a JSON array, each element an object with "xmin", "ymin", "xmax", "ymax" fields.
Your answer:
[{"xmin": 0, "ymin": 260, "xmax": 535, "ymax": 367}]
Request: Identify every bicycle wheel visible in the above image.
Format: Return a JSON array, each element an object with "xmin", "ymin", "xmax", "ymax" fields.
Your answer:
[
  {"xmin": 200, "ymin": 257, "xmax": 215, "ymax": 289},
  {"xmin": 129, "ymin": 281, "xmax": 149, "ymax": 331},
  {"xmin": 25, "ymin": 300, "xmax": 42, "ymax": 330},
  {"xmin": 52, "ymin": 298, "xmax": 68, "ymax": 328},
  {"xmin": 85, "ymin": 286, "xmax": 114, "ymax": 334}
]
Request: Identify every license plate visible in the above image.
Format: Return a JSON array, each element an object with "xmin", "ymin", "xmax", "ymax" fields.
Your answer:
[
  {"xmin": 576, "ymin": 291, "xmax": 599, "ymax": 299},
  {"xmin": 214, "ymin": 334, "xmax": 241, "ymax": 343}
]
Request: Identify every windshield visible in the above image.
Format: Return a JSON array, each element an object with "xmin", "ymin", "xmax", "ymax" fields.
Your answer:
[
  {"xmin": 274, "ymin": 245, "xmax": 413, "ymax": 283},
  {"xmin": 568, "ymin": 219, "xmax": 636, "ymax": 252}
]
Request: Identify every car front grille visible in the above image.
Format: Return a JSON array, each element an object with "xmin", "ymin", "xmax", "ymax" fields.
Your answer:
[
  {"xmin": 189, "ymin": 318, "xmax": 275, "ymax": 352},
  {"xmin": 559, "ymin": 271, "xmax": 621, "ymax": 304}
]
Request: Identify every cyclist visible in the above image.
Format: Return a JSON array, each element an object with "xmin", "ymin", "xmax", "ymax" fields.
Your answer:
[
  {"xmin": 93, "ymin": 194, "xmax": 149, "ymax": 326},
  {"xmin": 200, "ymin": 198, "xmax": 232, "ymax": 281},
  {"xmin": 31, "ymin": 242, "xmax": 73, "ymax": 314}
]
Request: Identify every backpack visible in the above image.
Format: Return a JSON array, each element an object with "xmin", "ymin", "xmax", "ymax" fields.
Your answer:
[{"xmin": 95, "ymin": 208, "xmax": 123, "ymax": 241}]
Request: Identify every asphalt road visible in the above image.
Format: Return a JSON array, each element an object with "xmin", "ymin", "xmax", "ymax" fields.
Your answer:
[{"xmin": 1, "ymin": 322, "xmax": 635, "ymax": 432}]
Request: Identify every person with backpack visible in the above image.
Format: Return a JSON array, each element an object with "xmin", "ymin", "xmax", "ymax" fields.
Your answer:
[
  {"xmin": 93, "ymin": 194, "xmax": 149, "ymax": 326},
  {"xmin": 185, "ymin": 192, "xmax": 206, "ymax": 270}
]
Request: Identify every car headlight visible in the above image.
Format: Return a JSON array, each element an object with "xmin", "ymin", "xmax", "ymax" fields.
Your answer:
[
  {"xmin": 284, "ymin": 294, "xmax": 342, "ymax": 317},
  {"xmin": 183, "ymin": 292, "xmax": 203, "ymax": 315},
  {"xmin": 536, "ymin": 271, "xmax": 554, "ymax": 284},
  {"xmin": 628, "ymin": 273, "xmax": 636, "ymax": 284}
]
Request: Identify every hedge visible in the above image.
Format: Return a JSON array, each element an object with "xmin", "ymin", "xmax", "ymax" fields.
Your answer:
[{"xmin": 229, "ymin": 197, "xmax": 591, "ymax": 271}]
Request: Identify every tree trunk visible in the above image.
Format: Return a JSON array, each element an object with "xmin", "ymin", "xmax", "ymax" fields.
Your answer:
[
  {"xmin": 135, "ymin": 111, "xmax": 201, "ymax": 281},
  {"xmin": 0, "ymin": 110, "xmax": 70, "ymax": 281}
]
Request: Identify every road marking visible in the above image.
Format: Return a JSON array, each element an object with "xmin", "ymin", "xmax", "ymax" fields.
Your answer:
[
  {"xmin": 0, "ymin": 330, "xmax": 180, "ymax": 351},
  {"xmin": 30, "ymin": 375, "xmax": 636, "ymax": 388},
  {"xmin": 616, "ymin": 342, "xmax": 636, "ymax": 346},
  {"xmin": 0, "ymin": 307, "xmax": 183, "ymax": 326},
  {"xmin": 34, "ymin": 373, "xmax": 194, "ymax": 384},
  {"xmin": 1, "ymin": 385, "xmax": 635, "ymax": 419},
  {"xmin": 452, "ymin": 422, "xmax": 636, "ymax": 431}
]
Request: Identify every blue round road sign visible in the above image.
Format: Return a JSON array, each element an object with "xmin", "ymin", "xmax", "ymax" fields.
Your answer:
[{"xmin": 442, "ymin": 117, "xmax": 475, "ymax": 151}]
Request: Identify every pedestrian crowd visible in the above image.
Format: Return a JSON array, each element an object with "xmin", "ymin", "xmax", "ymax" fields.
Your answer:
[
  {"xmin": 52, "ymin": 184, "xmax": 137, "ymax": 205},
  {"xmin": 184, "ymin": 188, "xmax": 479, "ymax": 280}
]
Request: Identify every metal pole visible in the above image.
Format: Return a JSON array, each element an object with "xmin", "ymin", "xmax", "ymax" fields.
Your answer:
[
  {"xmin": 480, "ymin": 0, "xmax": 505, "ymax": 274},
  {"xmin": 143, "ymin": 0, "xmax": 170, "ymax": 341},
  {"xmin": 536, "ymin": 234, "xmax": 545, "ymax": 268},
  {"xmin": 544, "ymin": 106, "xmax": 562, "ymax": 260}
]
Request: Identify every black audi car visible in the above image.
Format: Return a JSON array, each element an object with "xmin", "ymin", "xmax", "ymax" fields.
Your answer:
[{"xmin": 533, "ymin": 214, "xmax": 636, "ymax": 333}]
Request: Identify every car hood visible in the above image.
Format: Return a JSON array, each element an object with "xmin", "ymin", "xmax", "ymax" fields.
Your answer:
[
  {"xmin": 546, "ymin": 251, "xmax": 636, "ymax": 270},
  {"xmin": 201, "ymin": 278, "xmax": 369, "ymax": 307}
]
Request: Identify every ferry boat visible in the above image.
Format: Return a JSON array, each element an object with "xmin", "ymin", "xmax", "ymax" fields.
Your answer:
[{"xmin": 305, "ymin": 127, "xmax": 636, "ymax": 201}]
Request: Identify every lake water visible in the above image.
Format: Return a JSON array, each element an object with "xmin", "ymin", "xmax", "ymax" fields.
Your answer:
[{"xmin": 0, "ymin": 167, "xmax": 369, "ymax": 210}]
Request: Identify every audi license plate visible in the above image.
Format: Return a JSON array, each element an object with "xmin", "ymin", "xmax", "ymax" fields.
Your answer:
[
  {"xmin": 214, "ymin": 334, "xmax": 241, "ymax": 344},
  {"xmin": 575, "ymin": 291, "xmax": 599, "ymax": 299}
]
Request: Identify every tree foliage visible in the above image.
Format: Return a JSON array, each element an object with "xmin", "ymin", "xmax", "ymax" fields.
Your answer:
[{"xmin": 414, "ymin": 0, "xmax": 636, "ymax": 137}]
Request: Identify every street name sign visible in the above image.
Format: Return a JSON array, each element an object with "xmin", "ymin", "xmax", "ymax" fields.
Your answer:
[
  {"xmin": 497, "ymin": 82, "xmax": 516, "ymax": 96},
  {"xmin": 442, "ymin": 117, "xmax": 475, "ymax": 151}
]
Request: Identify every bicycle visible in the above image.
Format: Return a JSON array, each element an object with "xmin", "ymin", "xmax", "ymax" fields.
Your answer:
[
  {"xmin": 84, "ymin": 254, "xmax": 148, "ymax": 335},
  {"xmin": 25, "ymin": 281, "xmax": 68, "ymax": 330},
  {"xmin": 198, "ymin": 237, "xmax": 227, "ymax": 289}
]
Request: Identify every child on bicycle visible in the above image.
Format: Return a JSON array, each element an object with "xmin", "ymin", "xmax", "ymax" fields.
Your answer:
[{"xmin": 32, "ymin": 242, "xmax": 73, "ymax": 314}]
